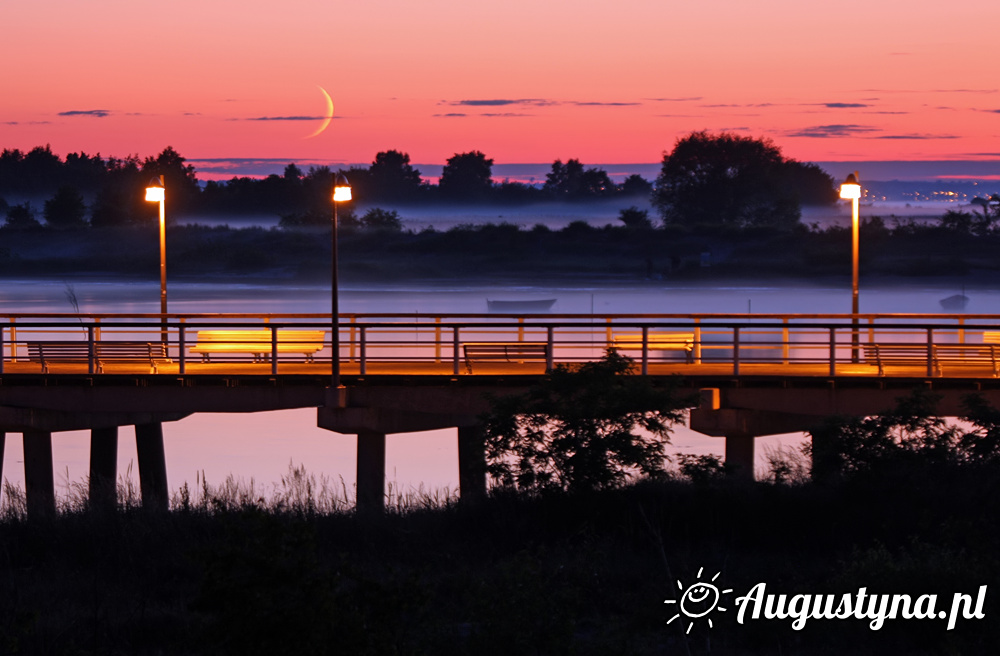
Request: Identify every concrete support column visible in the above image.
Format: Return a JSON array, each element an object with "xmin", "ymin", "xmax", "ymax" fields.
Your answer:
[
  {"xmin": 23, "ymin": 431, "xmax": 55, "ymax": 519},
  {"xmin": 457, "ymin": 425, "xmax": 487, "ymax": 505},
  {"xmin": 356, "ymin": 430, "xmax": 386, "ymax": 514},
  {"xmin": 135, "ymin": 423, "xmax": 168, "ymax": 512},
  {"xmin": 89, "ymin": 427, "xmax": 118, "ymax": 512},
  {"xmin": 724, "ymin": 431, "xmax": 755, "ymax": 480}
]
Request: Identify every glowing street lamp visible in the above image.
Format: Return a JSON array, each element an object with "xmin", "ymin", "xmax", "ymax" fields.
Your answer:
[
  {"xmin": 331, "ymin": 172, "xmax": 352, "ymax": 388},
  {"xmin": 840, "ymin": 172, "xmax": 862, "ymax": 360},
  {"xmin": 145, "ymin": 175, "xmax": 168, "ymax": 341}
]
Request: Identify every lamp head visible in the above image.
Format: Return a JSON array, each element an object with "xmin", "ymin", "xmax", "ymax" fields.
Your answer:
[
  {"xmin": 839, "ymin": 172, "xmax": 861, "ymax": 200},
  {"xmin": 145, "ymin": 175, "xmax": 165, "ymax": 202},
  {"xmin": 333, "ymin": 172, "xmax": 352, "ymax": 202}
]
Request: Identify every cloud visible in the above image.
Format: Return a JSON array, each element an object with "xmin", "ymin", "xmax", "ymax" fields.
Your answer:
[
  {"xmin": 873, "ymin": 133, "xmax": 959, "ymax": 140},
  {"xmin": 243, "ymin": 115, "xmax": 326, "ymax": 121},
  {"xmin": 984, "ymin": 109, "xmax": 1000, "ymax": 114},
  {"xmin": 434, "ymin": 113, "xmax": 468, "ymax": 117},
  {"xmin": 58, "ymin": 109, "xmax": 111, "ymax": 118},
  {"xmin": 818, "ymin": 103, "xmax": 870, "ymax": 108},
  {"xmin": 647, "ymin": 97, "xmax": 703, "ymax": 102},
  {"xmin": 443, "ymin": 98, "xmax": 639, "ymax": 108},
  {"xmin": 447, "ymin": 99, "xmax": 551, "ymax": 107},
  {"xmin": 4, "ymin": 121, "xmax": 51, "ymax": 125},
  {"xmin": 785, "ymin": 124, "xmax": 879, "ymax": 138},
  {"xmin": 482, "ymin": 112, "xmax": 533, "ymax": 117}
]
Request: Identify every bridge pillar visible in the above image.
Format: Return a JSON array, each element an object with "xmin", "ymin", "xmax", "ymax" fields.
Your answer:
[
  {"xmin": 135, "ymin": 423, "xmax": 169, "ymax": 512},
  {"xmin": 457, "ymin": 425, "xmax": 487, "ymax": 505},
  {"xmin": 23, "ymin": 431, "xmax": 56, "ymax": 519},
  {"xmin": 89, "ymin": 427, "xmax": 118, "ymax": 511},
  {"xmin": 724, "ymin": 432, "xmax": 755, "ymax": 480},
  {"xmin": 356, "ymin": 430, "xmax": 386, "ymax": 514}
]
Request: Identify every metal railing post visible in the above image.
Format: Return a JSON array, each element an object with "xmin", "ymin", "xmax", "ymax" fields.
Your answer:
[
  {"xmin": 434, "ymin": 317, "xmax": 442, "ymax": 363},
  {"xmin": 694, "ymin": 318, "xmax": 702, "ymax": 364},
  {"xmin": 453, "ymin": 327, "xmax": 461, "ymax": 375},
  {"xmin": 782, "ymin": 318, "xmax": 790, "ymax": 365},
  {"xmin": 88, "ymin": 325, "xmax": 95, "ymax": 375},
  {"xmin": 733, "ymin": 326, "xmax": 740, "ymax": 376},
  {"xmin": 927, "ymin": 328, "xmax": 934, "ymax": 377},
  {"xmin": 829, "ymin": 327, "xmax": 836, "ymax": 376},
  {"xmin": 641, "ymin": 326, "xmax": 649, "ymax": 375},
  {"xmin": 271, "ymin": 325, "xmax": 278, "ymax": 375},
  {"xmin": 360, "ymin": 326, "xmax": 367, "ymax": 375},
  {"xmin": 546, "ymin": 326, "xmax": 554, "ymax": 372},
  {"xmin": 0, "ymin": 325, "xmax": 4, "ymax": 374},
  {"xmin": 178, "ymin": 322, "xmax": 186, "ymax": 375}
]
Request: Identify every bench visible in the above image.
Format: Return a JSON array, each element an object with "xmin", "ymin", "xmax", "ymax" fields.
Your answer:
[
  {"xmin": 189, "ymin": 330, "xmax": 326, "ymax": 362},
  {"xmin": 863, "ymin": 344, "xmax": 938, "ymax": 376},
  {"xmin": 863, "ymin": 343, "xmax": 1000, "ymax": 377},
  {"xmin": 27, "ymin": 341, "xmax": 171, "ymax": 373},
  {"xmin": 611, "ymin": 332, "xmax": 695, "ymax": 363},
  {"xmin": 462, "ymin": 342, "xmax": 550, "ymax": 373}
]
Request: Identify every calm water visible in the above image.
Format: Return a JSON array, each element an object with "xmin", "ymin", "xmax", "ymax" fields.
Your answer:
[{"xmin": 1, "ymin": 278, "xmax": 991, "ymax": 504}]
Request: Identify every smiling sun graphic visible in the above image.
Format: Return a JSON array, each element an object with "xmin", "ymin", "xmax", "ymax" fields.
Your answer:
[{"xmin": 664, "ymin": 567, "xmax": 733, "ymax": 634}]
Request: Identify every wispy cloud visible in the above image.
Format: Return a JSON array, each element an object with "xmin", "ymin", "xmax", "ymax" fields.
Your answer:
[
  {"xmin": 243, "ymin": 115, "xmax": 326, "ymax": 121},
  {"xmin": 647, "ymin": 97, "xmax": 703, "ymax": 102},
  {"xmin": 818, "ymin": 102, "xmax": 870, "ymax": 108},
  {"xmin": 4, "ymin": 120, "xmax": 51, "ymax": 125},
  {"xmin": 434, "ymin": 112, "xmax": 468, "ymax": 117},
  {"xmin": 446, "ymin": 99, "xmax": 552, "ymax": 107},
  {"xmin": 786, "ymin": 124, "xmax": 879, "ymax": 138},
  {"xmin": 873, "ymin": 133, "xmax": 959, "ymax": 140},
  {"xmin": 482, "ymin": 112, "xmax": 533, "ymax": 117},
  {"xmin": 569, "ymin": 101, "xmax": 640, "ymax": 106},
  {"xmin": 58, "ymin": 109, "xmax": 111, "ymax": 118}
]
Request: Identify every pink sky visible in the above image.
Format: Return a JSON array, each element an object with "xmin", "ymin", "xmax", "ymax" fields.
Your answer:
[{"xmin": 2, "ymin": 0, "xmax": 999, "ymax": 170}]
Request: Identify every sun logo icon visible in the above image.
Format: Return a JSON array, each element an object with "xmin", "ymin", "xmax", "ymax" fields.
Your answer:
[{"xmin": 664, "ymin": 567, "xmax": 732, "ymax": 634}]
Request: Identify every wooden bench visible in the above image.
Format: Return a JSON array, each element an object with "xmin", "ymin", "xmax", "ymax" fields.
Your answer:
[
  {"xmin": 462, "ymin": 342, "xmax": 550, "ymax": 373},
  {"xmin": 863, "ymin": 344, "xmax": 938, "ymax": 376},
  {"xmin": 611, "ymin": 332, "xmax": 695, "ymax": 363},
  {"xmin": 189, "ymin": 329, "xmax": 326, "ymax": 362},
  {"xmin": 864, "ymin": 343, "xmax": 1000, "ymax": 377},
  {"xmin": 27, "ymin": 341, "xmax": 170, "ymax": 373}
]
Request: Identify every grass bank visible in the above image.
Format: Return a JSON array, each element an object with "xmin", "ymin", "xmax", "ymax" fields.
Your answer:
[{"xmin": 1, "ymin": 464, "xmax": 997, "ymax": 655}]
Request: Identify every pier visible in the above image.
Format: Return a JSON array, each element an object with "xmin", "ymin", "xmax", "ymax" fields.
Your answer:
[{"xmin": 5, "ymin": 310, "xmax": 1000, "ymax": 517}]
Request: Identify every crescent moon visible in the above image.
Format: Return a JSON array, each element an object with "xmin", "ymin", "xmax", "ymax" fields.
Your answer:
[{"xmin": 305, "ymin": 86, "xmax": 334, "ymax": 138}]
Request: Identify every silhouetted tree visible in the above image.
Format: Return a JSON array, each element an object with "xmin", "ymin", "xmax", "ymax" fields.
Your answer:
[
  {"xmin": 90, "ymin": 155, "xmax": 144, "ymax": 227},
  {"xmin": 439, "ymin": 151, "xmax": 494, "ymax": 201},
  {"xmin": 142, "ymin": 146, "xmax": 200, "ymax": 212},
  {"xmin": 544, "ymin": 159, "xmax": 615, "ymax": 199},
  {"xmin": 360, "ymin": 208, "xmax": 404, "ymax": 232},
  {"xmin": 617, "ymin": 206, "xmax": 652, "ymax": 230},
  {"xmin": 44, "ymin": 186, "xmax": 87, "ymax": 229},
  {"xmin": 3, "ymin": 202, "xmax": 41, "ymax": 230},
  {"xmin": 620, "ymin": 174, "xmax": 653, "ymax": 198},
  {"xmin": 483, "ymin": 350, "xmax": 687, "ymax": 494},
  {"xmin": 654, "ymin": 131, "xmax": 804, "ymax": 229},
  {"xmin": 368, "ymin": 150, "xmax": 423, "ymax": 202}
]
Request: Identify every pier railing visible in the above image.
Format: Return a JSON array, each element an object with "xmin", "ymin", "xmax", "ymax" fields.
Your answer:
[{"xmin": 3, "ymin": 311, "xmax": 1000, "ymax": 378}]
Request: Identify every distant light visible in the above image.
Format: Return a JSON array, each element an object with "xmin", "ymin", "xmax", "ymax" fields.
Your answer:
[
  {"xmin": 333, "ymin": 172, "xmax": 352, "ymax": 202},
  {"xmin": 840, "ymin": 173, "xmax": 861, "ymax": 200},
  {"xmin": 145, "ymin": 176, "xmax": 165, "ymax": 202}
]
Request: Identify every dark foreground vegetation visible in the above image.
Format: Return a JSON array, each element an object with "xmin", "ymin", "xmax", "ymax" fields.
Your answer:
[{"xmin": 1, "ymin": 450, "xmax": 997, "ymax": 655}]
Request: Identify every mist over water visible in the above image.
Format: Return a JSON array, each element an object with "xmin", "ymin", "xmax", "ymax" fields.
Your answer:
[{"xmin": 2, "ymin": 278, "xmax": 994, "ymax": 504}]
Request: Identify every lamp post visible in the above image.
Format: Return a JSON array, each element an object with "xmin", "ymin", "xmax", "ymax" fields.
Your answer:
[
  {"xmin": 145, "ymin": 175, "xmax": 168, "ymax": 342},
  {"xmin": 331, "ymin": 173, "xmax": 352, "ymax": 389},
  {"xmin": 840, "ymin": 172, "xmax": 861, "ymax": 361}
]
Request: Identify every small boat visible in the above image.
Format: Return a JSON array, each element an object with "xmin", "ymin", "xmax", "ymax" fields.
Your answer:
[
  {"xmin": 487, "ymin": 298, "xmax": 557, "ymax": 313},
  {"xmin": 939, "ymin": 294, "xmax": 969, "ymax": 311}
]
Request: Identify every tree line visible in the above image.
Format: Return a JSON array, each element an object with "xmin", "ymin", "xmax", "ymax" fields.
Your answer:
[{"xmin": 1, "ymin": 133, "xmax": 843, "ymax": 231}]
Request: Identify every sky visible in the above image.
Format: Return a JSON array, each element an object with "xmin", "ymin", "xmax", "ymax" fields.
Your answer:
[{"xmin": 2, "ymin": 0, "xmax": 999, "ymax": 178}]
